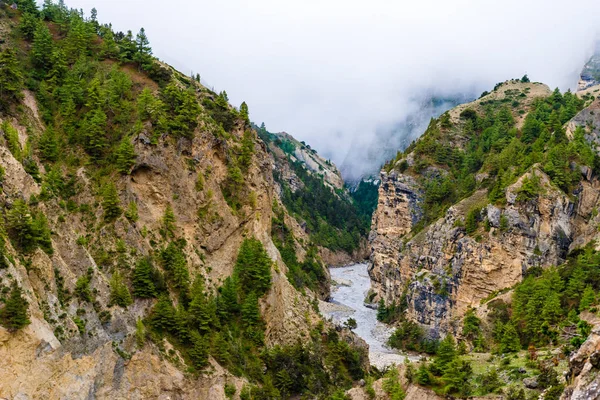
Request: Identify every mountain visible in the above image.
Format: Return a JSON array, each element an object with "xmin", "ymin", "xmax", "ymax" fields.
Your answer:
[
  {"xmin": 578, "ymin": 42, "xmax": 600, "ymax": 91},
  {"xmin": 368, "ymin": 75, "xmax": 600, "ymax": 397},
  {"xmin": 0, "ymin": 2, "xmax": 372, "ymax": 398}
]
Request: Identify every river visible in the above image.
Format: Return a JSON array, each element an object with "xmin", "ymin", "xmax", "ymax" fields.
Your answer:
[{"xmin": 320, "ymin": 263, "xmax": 419, "ymax": 369}]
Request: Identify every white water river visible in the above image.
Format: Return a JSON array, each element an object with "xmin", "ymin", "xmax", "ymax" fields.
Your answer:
[{"xmin": 320, "ymin": 263, "xmax": 419, "ymax": 369}]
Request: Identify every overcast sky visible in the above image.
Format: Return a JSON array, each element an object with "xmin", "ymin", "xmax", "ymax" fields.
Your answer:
[{"xmin": 62, "ymin": 0, "xmax": 600, "ymax": 178}]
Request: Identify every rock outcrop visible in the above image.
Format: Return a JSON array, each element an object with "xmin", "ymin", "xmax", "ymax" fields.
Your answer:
[{"xmin": 369, "ymin": 83, "xmax": 600, "ymax": 338}]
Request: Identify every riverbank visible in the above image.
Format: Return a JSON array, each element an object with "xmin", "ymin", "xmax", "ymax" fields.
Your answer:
[{"xmin": 320, "ymin": 263, "xmax": 419, "ymax": 369}]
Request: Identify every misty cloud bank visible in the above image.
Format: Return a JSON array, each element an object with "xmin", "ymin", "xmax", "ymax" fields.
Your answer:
[{"xmin": 65, "ymin": 0, "xmax": 600, "ymax": 180}]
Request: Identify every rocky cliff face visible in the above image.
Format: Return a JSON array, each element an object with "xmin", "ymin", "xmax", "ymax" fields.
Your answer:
[
  {"xmin": 0, "ymin": 96, "xmax": 324, "ymax": 398},
  {"xmin": 0, "ymin": 7, "xmax": 370, "ymax": 397},
  {"xmin": 369, "ymin": 82, "xmax": 600, "ymax": 338}
]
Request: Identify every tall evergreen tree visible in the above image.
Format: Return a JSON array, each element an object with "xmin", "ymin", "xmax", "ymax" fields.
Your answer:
[
  {"xmin": 7, "ymin": 199, "xmax": 36, "ymax": 253},
  {"xmin": 149, "ymin": 295, "xmax": 175, "ymax": 332},
  {"xmin": 102, "ymin": 183, "xmax": 121, "ymax": 221},
  {"xmin": 132, "ymin": 258, "xmax": 157, "ymax": 298},
  {"xmin": 433, "ymin": 335, "xmax": 457, "ymax": 372},
  {"xmin": 1, "ymin": 282, "xmax": 31, "ymax": 331},
  {"xmin": 0, "ymin": 48, "xmax": 24, "ymax": 109},
  {"xmin": 234, "ymin": 238, "xmax": 272, "ymax": 295},
  {"xmin": 115, "ymin": 136, "xmax": 136, "ymax": 174},
  {"xmin": 134, "ymin": 28, "xmax": 153, "ymax": 71},
  {"xmin": 500, "ymin": 322, "xmax": 521, "ymax": 353},
  {"xmin": 109, "ymin": 270, "xmax": 133, "ymax": 307},
  {"xmin": 241, "ymin": 291, "xmax": 260, "ymax": 327},
  {"xmin": 38, "ymin": 127, "xmax": 59, "ymax": 162},
  {"xmin": 162, "ymin": 205, "xmax": 176, "ymax": 238},
  {"xmin": 31, "ymin": 23, "xmax": 54, "ymax": 74}
]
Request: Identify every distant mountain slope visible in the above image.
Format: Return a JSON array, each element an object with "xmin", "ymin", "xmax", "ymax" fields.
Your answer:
[{"xmin": 339, "ymin": 93, "xmax": 474, "ymax": 182}]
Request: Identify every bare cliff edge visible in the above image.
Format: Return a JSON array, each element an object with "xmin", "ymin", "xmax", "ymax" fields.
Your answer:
[
  {"xmin": 0, "ymin": 6, "xmax": 370, "ymax": 399},
  {"xmin": 369, "ymin": 80, "xmax": 600, "ymax": 338}
]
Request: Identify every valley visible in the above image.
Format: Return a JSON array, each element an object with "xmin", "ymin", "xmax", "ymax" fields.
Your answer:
[{"xmin": 1, "ymin": 1, "xmax": 600, "ymax": 399}]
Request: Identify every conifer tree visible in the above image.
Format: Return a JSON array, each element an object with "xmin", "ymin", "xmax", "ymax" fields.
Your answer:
[
  {"xmin": 416, "ymin": 363, "xmax": 432, "ymax": 385},
  {"xmin": 102, "ymin": 183, "xmax": 121, "ymax": 221},
  {"xmin": 0, "ymin": 48, "xmax": 24, "ymax": 109},
  {"xmin": 189, "ymin": 278, "xmax": 214, "ymax": 334},
  {"xmin": 32, "ymin": 211, "xmax": 53, "ymax": 255},
  {"xmin": 115, "ymin": 137, "xmax": 136, "ymax": 174},
  {"xmin": 134, "ymin": 28, "xmax": 153, "ymax": 71},
  {"xmin": 441, "ymin": 359, "xmax": 472, "ymax": 396},
  {"xmin": 217, "ymin": 276, "xmax": 240, "ymax": 319},
  {"xmin": 240, "ymin": 101, "xmax": 249, "ymax": 122},
  {"xmin": 579, "ymin": 285, "xmax": 596, "ymax": 312},
  {"xmin": 433, "ymin": 335, "xmax": 457, "ymax": 372},
  {"xmin": 500, "ymin": 322, "xmax": 521, "ymax": 353},
  {"xmin": 162, "ymin": 205, "xmax": 176, "ymax": 238},
  {"xmin": 19, "ymin": 12, "xmax": 39, "ymax": 40},
  {"xmin": 132, "ymin": 258, "xmax": 157, "ymax": 298},
  {"xmin": 109, "ymin": 270, "xmax": 133, "ymax": 307},
  {"xmin": 82, "ymin": 108, "xmax": 107, "ymax": 158},
  {"xmin": 16, "ymin": 0, "xmax": 39, "ymax": 15},
  {"xmin": 173, "ymin": 305, "xmax": 190, "ymax": 342},
  {"xmin": 241, "ymin": 292, "xmax": 260, "ymax": 328},
  {"xmin": 38, "ymin": 127, "xmax": 59, "ymax": 162},
  {"xmin": 31, "ymin": 23, "xmax": 54, "ymax": 73},
  {"xmin": 238, "ymin": 130, "xmax": 254, "ymax": 173},
  {"xmin": 7, "ymin": 199, "xmax": 36, "ymax": 253},
  {"xmin": 189, "ymin": 330, "xmax": 209, "ymax": 369},
  {"xmin": 150, "ymin": 295, "xmax": 175, "ymax": 332},
  {"xmin": 234, "ymin": 238, "xmax": 272, "ymax": 295},
  {"xmin": 0, "ymin": 282, "xmax": 30, "ymax": 331}
]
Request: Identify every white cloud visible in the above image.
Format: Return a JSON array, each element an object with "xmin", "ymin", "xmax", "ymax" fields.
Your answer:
[{"xmin": 62, "ymin": 0, "xmax": 600, "ymax": 179}]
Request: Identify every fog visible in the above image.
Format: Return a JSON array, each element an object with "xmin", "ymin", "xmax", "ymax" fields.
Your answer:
[{"xmin": 63, "ymin": 0, "xmax": 600, "ymax": 180}]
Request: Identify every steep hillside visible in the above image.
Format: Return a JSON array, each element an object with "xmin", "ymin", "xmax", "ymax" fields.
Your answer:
[
  {"xmin": 256, "ymin": 123, "xmax": 375, "ymax": 268},
  {"xmin": 0, "ymin": 2, "xmax": 370, "ymax": 399},
  {"xmin": 369, "ymin": 77, "xmax": 600, "ymax": 397}
]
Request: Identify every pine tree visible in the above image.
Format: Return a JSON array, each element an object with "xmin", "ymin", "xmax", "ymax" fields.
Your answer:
[
  {"xmin": 31, "ymin": 23, "xmax": 54, "ymax": 73},
  {"xmin": 32, "ymin": 211, "xmax": 53, "ymax": 255},
  {"xmin": 441, "ymin": 359, "xmax": 472, "ymax": 397},
  {"xmin": 132, "ymin": 258, "xmax": 157, "ymax": 298},
  {"xmin": 109, "ymin": 270, "xmax": 133, "ymax": 307},
  {"xmin": 161, "ymin": 242, "xmax": 189, "ymax": 290},
  {"xmin": 115, "ymin": 137, "xmax": 136, "ymax": 174},
  {"xmin": 189, "ymin": 330, "xmax": 209, "ymax": 369},
  {"xmin": 238, "ymin": 130, "xmax": 254, "ymax": 173},
  {"xmin": 102, "ymin": 183, "xmax": 121, "ymax": 221},
  {"xmin": 0, "ymin": 282, "xmax": 30, "ymax": 331},
  {"xmin": 500, "ymin": 322, "xmax": 521, "ymax": 353},
  {"xmin": 7, "ymin": 199, "xmax": 36, "ymax": 253},
  {"xmin": 188, "ymin": 278, "xmax": 214, "ymax": 334},
  {"xmin": 416, "ymin": 363, "xmax": 432, "ymax": 385},
  {"xmin": 433, "ymin": 335, "xmax": 457, "ymax": 373},
  {"xmin": 133, "ymin": 28, "xmax": 153, "ymax": 71},
  {"xmin": 579, "ymin": 285, "xmax": 596, "ymax": 312},
  {"xmin": 241, "ymin": 292, "xmax": 260, "ymax": 327},
  {"xmin": 38, "ymin": 127, "xmax": 59, "ymax": 162},
  {"xmin": 162, "ymin": 205, "xmax": 176, "ymax": 238},
  {"xmin": 150, "ymin": 295, "xmax": 175, "ymax": 332},
  {"xmin": 240, "ymin": 101, "xmax": 249, "ymax": 123},
  {"xmin": 16, "ymin": 0, "xmax": 39, "ymax": 15},
  {"xmin": 0, "ymin": 48, "xmax": 24, "ymax": 109},
  {"xmin": 82, "ymin": 109, "xmax": 107, "ymax": 158},
  {"xmin": 234, "ymin": 238, "xmax": 272, "ymax": 295},
  {"xmin": 217, "ymin": 276, "xmax": 239, "ymax": 319}
]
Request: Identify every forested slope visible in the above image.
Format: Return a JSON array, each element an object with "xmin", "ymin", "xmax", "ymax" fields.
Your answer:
[{"xmin": 0, "ymin": 2, "xmax": 371, "ymax": 398}]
